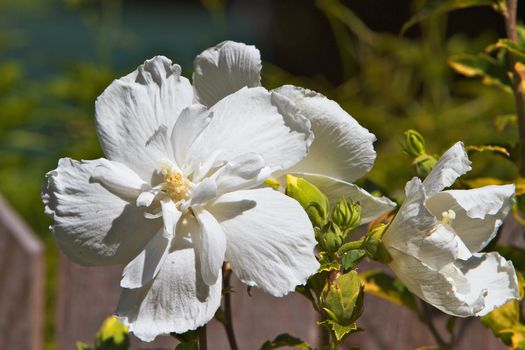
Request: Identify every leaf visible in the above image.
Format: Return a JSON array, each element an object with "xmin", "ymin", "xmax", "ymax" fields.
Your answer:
[
  {"xmin": 318, "ymin": 319, "xmax": 360, "ymax": 341},
  {"xmin": 495, "ymin": 245, "xmax": 525, "ymax": 273},
  {"xmin": 94, "ymin": 316, "xmax": 129, "ymax": 350},
  {"xmin": 342, "ymin": 249, "xmax": 366, "ymax": 270},
  {"xmin": 260, "ymin": 333, "xmax": 313, "ymax": 350},
  {"xmin": 402, "ymin": 0, "xmax": 498, "ymax": 34},
  {"xmin": 76, "ymin": 342, "xmax": 93, "ymax": 350},
  {"xmin": 481, "ymin": 300, "xmax": 521, "ymax": 346},
  {"xmin": 463, "ymin": 177, "xmax": 506, "ymax": 189},
  {"xmin": 359, "ymin": 270, "xmax": 418, "ymax": 313},
  {"xmin": 465, "ymin": 144, "xmax": 510, "ymax": 157},
  {"xmin": 494, "ymin": 114, "xmax": 517, "ymax": 132},
  {"xmin": 175, "ymin": 341, "xmax": 199, "ymax": 350},
  {"xmin": 448, "ymin": 53, "xmax": 512, "ymax": 92},
  {"xmin": 497, "ymin": 39, "xmax": 525, "ymax": 62}
]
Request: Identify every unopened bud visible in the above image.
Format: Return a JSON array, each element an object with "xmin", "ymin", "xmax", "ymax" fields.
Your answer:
[
  {"xmin": 320, "ymin": 270, "xmax": 364, "ymax": 326},
  {"xmin": 318, "ymin": 222, "xmax": 344, "ymax": 254},
  {"xmin": 286, "ymin": 174, "xmax": 329, "ymax": 227},
  {"xmin": 363, "ymin": 224, "xmax": 391, "ymax": 264},
  {"xmin": 403, "ymin": 129, "xmax": 426, "ymax": 157},
  {"xmin": 332, "ymin": 198, "xmax": 361, "ymax": 232},
  {"xmin": 412, "ymin": 154, "xmax": 437, "ymax": 179}
]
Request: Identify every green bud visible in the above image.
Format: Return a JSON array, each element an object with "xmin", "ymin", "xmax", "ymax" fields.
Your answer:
[
  {"xmin": 332, "ymin": 198, "xmax": 361, "ymax": 232},
  {"xmin": 412, "ymin": 153, "xmax": 437, "ymax": 179},
  {"xmin": 286, "ymin": 174, "xmax": 330, "ymax": 227},
  {"xmin": 318, "ymin": 222, "xmax": 344, "ymax": 254},
  {"xmin": 94, "ymin": 316, "xmax": 129, "ymax": 350},
  {"xmin": 363, "ymin": 224, "xmax": 392, "ymax": 264},
  {"xmin": 320, "ymin": 271, "xmax": 364, "ymax": 326},
  {"xmin": 402, "ymin": 129, "xmax": 426, "ymax": 157}
]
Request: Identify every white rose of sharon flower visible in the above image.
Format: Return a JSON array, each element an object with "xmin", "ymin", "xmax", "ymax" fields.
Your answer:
[
  {"xmin": 193, "ymin": 41, "xmax": 396, "ymax": 223},
  {"xmin": 382, "ymin": 142, "xmax": 519, "ymax": 317},
  {"xmin": 42, "ymin": 54, "xmax": 320, "ymax": 341}
]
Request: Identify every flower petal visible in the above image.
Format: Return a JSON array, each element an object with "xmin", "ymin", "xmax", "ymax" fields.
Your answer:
[
  {"xmin": 193, "ymin": 41, "xmax": 261, "ymax": 107},
  {"xmin": 116, "ymin": 233, "xmax": 222, "ymax": 341},
  {"xmin": 208, "ymin": 188, "xmax": 319, "ymax": 297},
  {"xmin": 95, "ymin": 56, "xmax": 193, "ymax": 181},
  {"xmin": 425, "ymin": 185, "xmax": 515, "ymax": 253},
  {"xmin": 273, "ymin": 85, "xmax": 376, "ymax": 183},
  {"xmin": 184, "ymin": 87, "xmax": 312, "ymax": 180},
  {"xmin": 120, "ymin": 228, "xmax": 171, "ymax": 289},
  {"xmin": 90, "ymin": 158, "xmax": 149, "ymax": 199},
  {"xmin": 194, "ymin": 208, "xmax": 227, "ymax": 285},
  {"xmin": 212, "ymin": 153, "xmax": 272, "ymax": 194},
  {"xmin": 383, "ymin": 177, "xmax": 436, "ymax": 251},
  {"xmin": 388, "ymin": 248, "xmax": 518, "ymax": 317},
  {"xmin": 42, "ymin": 158, "xmax": 161, "ymax": 265},
  {"xmin": 422, "ymin": 142, "xmax": 472, "ymax": 197},
  {"xmin": 286, "ymin": 173, "xmax": 395, "ymax": 224}
]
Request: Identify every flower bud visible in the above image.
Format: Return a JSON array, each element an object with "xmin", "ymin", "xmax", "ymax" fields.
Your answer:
[
  {"xmin": 318, "ymin": 222, "xmax": 344, "ymax": 254},
  {"xmin": 403, "ymin": 129, "xmax": 426, "ymax": 157},
  {"xmin": 363, "ymin": 224, "xmax": 391, "ymax": 264},
  {"xmin": 286, "ymin": 174, "xmax": 329, "ymax": 227},
  {"xmin": 412, "ymin": 153, "xmax": 437, "ymax": 179},
  {"xmin": 320, "ymin": 270, "xmax": 364, "ymax": 326},
  {"xmin": 332, "ymin": 198, "xmax": 361, "ymax": 232}
]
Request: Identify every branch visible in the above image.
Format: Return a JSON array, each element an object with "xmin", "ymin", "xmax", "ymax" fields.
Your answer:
[{"xmin": 222, "ymin": 263, "xmax": 239, "ymax": 350}]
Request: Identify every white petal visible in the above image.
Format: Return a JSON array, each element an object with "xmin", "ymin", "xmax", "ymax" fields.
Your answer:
[
  {"xmin": 120, "ymin": 228, "xmax": 171, "ymax": 289},
  {"xmin": 184, "ymin": 87, "xmax": 312, "ymax": 178},
  {"xmin": 161, "ymin": 198, "xmax": 181, "ymax": 238},
  {"xmin": 388, "ymin": 248, "xmax": 518, "ymax": 317},
  {"xmin": 383, "ymin": 178, "xmax": 436, "ymax": 250},
  {"xmin": 286, "ymin": 172, "xmax": 395, "ymax": 224},
  {"xmin": 193, "ymin": 41, "xmax": 261, "ymax": 107},
  {"xmin": 90, "ymin": 159, "xmax": 148, "ymax": 199},
  {"xmin": 274, "ymin": 85, "xmax": 376, "ymax": 183},
  {"xmin": 425, "ymin": 185, "xmax": 515, "ymax": 253},
  {"xmin": 116, "ymin": 234, "xmax": 222, "ymax": 341},
  {"xmin": 95, "ymin": 56, "xmax": 193, "ymax": 181},
  {"xmin": 171, "ymin": 105, "xmax": 212, "ymax": 168},
  {"xmin": 423, "ymin": 142, "xmax": 472, "ymax": 197},
  {"xmin": 194, "ymin": 208, "xmax": 227, "ymax": 285},
  {"xmin": 42, "ymin": 158, "xmax": 161, "ymax": 265},
  {"xmin": 208, "ymin": 188, "xmax": 319, "ymax": 297},
  {"xmin": 212, "ymin": 153, "xmax": 272, "ymax": 194}
]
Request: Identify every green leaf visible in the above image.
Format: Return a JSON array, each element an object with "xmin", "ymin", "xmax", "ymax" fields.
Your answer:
[
  {"xmin": 175, "ymin": 341, "xmax": 199, "ymax": 350},
  {"xmin": 480, "ymin": 300, "xmax": 521, "ymax": 346},
  {"xmin": 76, "ymin": 342, "xmax": 93, "ymax": 350},
  {"xmin": 402, "ymin": 0, "xmax": 498, "ymax": 34},
  {"xmin": 94, "ymin": 316, "xmax": 130, "ymax": 350},
  {"xmin": 359, "ymin": 271, "xmax": 418, "ymax": 313},
  {"xmin": 494, "ymin": 114, "xmax": 517, "ymax": 132},
  {"xmin": 496, "ymin": 39, "xmax": 525, "ymax": 62},
  {"xmin": 318, "ymin": 319, "xmax": 360, "ymax": 341},
  {"xmin": 260, "ymin": 333, "xmax": 313, "ymax": 350},
  {"xmin": 495, "ymin": 245, "xmax": 525, "ymax": 273},
  {"xmin": 342, "ymin": 249, "xmax": 366, "ymax": 270},
  {"xmin": 448, "ymin": 53, "xmax": 512, "ymax": 92}
]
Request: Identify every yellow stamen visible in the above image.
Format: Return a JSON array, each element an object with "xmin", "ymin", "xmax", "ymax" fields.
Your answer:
[
  {"xmin": 162, "ymin": 162, "xmax": 190, "ymax": 201},
  {"xmin": 441, "ymin": 209, "xmax": 456, "ymax": 225}
]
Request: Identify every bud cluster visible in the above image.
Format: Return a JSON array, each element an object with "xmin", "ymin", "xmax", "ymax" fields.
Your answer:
[{"xmin": 401, "ymin": 129, "xmax": 437, "ymax": 178}]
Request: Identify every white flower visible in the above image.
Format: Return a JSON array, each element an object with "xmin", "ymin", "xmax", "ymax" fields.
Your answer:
[
  {"xmin": 193, "ymin": 41, "xmax": 395, "ymax": 223},
  {"xmin": 382, "ymin": 142, "xmax": 519, "ymax": 316},
  {"xmin": 42, "ymin": 54, "xmax": 320, "ymax": 341}
]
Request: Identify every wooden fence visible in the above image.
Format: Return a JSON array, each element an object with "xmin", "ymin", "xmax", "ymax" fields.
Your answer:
[{"xmin": 0, "ymin": 193, "xmax": 516, "ymax": 349}]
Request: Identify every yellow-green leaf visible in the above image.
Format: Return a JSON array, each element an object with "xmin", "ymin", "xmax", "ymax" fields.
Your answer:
[
  {"xmin": 260, "ymin": 333, "xmax": 313, "ymax": 350},
  {"xmin": 360, "ymin": 270, "xmax": 417, "ymax": 313},
  {"xmin": 94, "ymin": 316, "xmax": 129, "ymax": 350},
  {"xmin": 318, "ymin": 320, "xmax": 360, "ymax": 341},
  {"xmin": 448, "ymin": 53, "xmax": 512, "ymax": 92}
]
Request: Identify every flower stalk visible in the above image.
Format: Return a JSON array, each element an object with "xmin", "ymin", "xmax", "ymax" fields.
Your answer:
[{"xmin": 222, "ymin": 263, "xmax": 239, "ymax": 350}]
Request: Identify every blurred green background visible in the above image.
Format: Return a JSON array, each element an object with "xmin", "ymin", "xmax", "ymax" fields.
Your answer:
[{"xmin": 0, "ymin": 0, "xmax": 523, "ymax": 348}]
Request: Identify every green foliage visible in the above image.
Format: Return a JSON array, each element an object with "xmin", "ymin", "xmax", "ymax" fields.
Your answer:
[
  {"xmin": 77, "ymin": 316, "xmax": 130, "ymax": 350},
  {"xmin": 448, "ymin": 53, "xmax": 512, "ymax": 92},
  {"xmin": 285, "ymin": 174, "xmax": 330, "ymax": 228},
  {"xmin": 175, "ymin": 341, "xmax": 199, "ymax": 350},
  {"xmin": 318, "ymin": 320, "xmax": 360, "ymax": 342},
  {"xmin": 359, "ymin": 271, "xmax": 418, "ymax": 314},
  {"xmin": 342, "ymin": 250, "xmax": 366, "ymax": 271},
  {"xmin": 260, "ymin": 333, "xmax": 313, "ymax": 350}
]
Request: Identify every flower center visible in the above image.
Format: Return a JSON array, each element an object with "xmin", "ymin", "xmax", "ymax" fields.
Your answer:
[
  {"xmin": 161, "ymin": 162, "xmax": 190, "ymax": 202},
  {"xmin": 440, "ymin": 209, "xmax": 456, "ymax": 225}
]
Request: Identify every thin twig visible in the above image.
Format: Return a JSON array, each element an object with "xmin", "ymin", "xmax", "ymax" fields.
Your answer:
[
  {"xmin": 222, "ymin": 263, "xmax": 239, "ymax": 350},
  {"xmin": 198, "ymin": 325, "xmax": 207, "ymax": 350},
  {"xmin": 417, "ymin": 301, "xmax": 449, "ymax": 349},
  {"xmin": 504, "ymin": 0, "xmax": 525, "ymax": 176}
]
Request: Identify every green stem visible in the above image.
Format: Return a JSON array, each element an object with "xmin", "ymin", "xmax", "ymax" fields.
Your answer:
[
  {"xmin": 198, "ymin": 325, "xmax": 207, "ymax": 350},
  {"xmin": 222, "ymin": 263, "xmax": 239, "ymax": 350}
]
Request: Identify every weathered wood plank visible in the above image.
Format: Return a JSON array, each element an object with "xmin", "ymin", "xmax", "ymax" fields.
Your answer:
[{"xmin": 0, "ymin": 195, "xmax": 45, "ymax": 350}]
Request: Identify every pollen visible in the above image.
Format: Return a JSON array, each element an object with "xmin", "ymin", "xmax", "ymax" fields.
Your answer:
[
  {"xmin": 441, "ymin": 209, "xmax": 456, "ymax": 225},
  {"xmin": 161, "ymin": 162, "xmax": 190, "ymax": 201}
]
